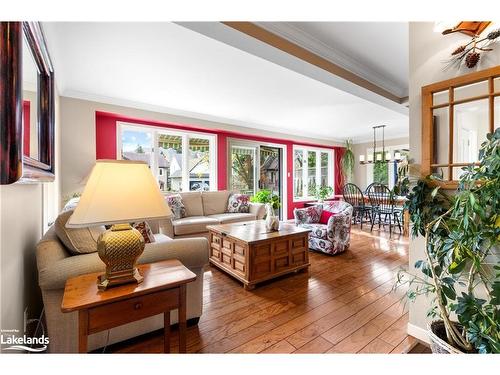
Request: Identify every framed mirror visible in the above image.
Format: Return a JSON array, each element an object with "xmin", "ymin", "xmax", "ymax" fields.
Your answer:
[
  {"xmin": 422, "ymin": 66, "xmax": 500, "ymax": 188},
  {"xmin": 0, "ymin": 22, "xmax": 55, "ymax": 184}
]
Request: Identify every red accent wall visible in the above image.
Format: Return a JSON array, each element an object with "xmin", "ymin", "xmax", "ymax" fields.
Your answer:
[{"xmin": 95, "ymin": 111, "xmax": 344, "ymax": 219}]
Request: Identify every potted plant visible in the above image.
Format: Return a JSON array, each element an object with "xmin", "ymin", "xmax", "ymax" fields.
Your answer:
[
  {"xmin": 398, "ymin": 129, "xmax": 500, "ymax": 353},
  {"xmin": 340, "ymin": 139, "xmax": 355, "ymax": 183},
  {"xmin": 250, "ymin": 189, "xmax": 281, "ymax": 218},
  {"xmin": 311, "ymin": 185, "xmax": 334, "ymax": 203}
]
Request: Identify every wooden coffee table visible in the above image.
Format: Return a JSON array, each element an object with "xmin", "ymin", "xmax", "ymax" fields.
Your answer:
[
  {"xmin": 207, "ymin": 221, "xmax": 311, "ymax": 290},
  {"xmin": 61, "ymin": 259, "xmax": 196, "ymax": 353}
]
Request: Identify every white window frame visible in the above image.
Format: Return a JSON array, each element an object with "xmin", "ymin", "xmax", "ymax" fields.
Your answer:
[
  {"xmin": 117, "ymin": 122, "xmax": 217, "ymax": 193},
  {"xmin": 365, "ymin": 144, "xmax": 409, "ymax": 190},
  {"xmin": 292, "ymin": 145, "xmax": 334, "ymax": 202}
]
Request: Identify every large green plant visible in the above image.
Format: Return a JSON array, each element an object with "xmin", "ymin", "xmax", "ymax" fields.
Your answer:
[
  {"xmin": 341, "ymin": 139, "xmax": 355, "ymax": 183},
  {"xmin": 398, "ymin": 128, "xmax": 500, "ymax": 353},
  {"xmin": 310, "ymin": 185, "xmax": 334, "ymax": 202},
  {"xmin": 250, "ymin": 189, "xmax": 281, "ymax": 210}
]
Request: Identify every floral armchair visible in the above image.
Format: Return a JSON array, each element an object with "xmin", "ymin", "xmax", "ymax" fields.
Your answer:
[{"xmin": 294, "ymin": 201, "xmax": 353, "ymax": 255}]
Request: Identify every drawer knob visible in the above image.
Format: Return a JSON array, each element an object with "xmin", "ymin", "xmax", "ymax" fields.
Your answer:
[{"xmin": 134, "ymin": 302, "xmax": 143, "ymax": 310}]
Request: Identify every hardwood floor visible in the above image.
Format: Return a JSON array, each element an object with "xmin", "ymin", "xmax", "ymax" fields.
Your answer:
[{"xmin": 110, "ymin": 226, "xmax": 421, "ymax": 354}]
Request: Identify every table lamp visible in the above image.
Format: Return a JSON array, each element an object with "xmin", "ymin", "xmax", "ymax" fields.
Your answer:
[{"xmin": 66, "ymin": 160, "xmax": 171, "ymax": 290}]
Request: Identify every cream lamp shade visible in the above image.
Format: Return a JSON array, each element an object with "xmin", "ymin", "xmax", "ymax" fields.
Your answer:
[{"xmin": 67, "ymin": 160, "xmax": 171, "ymax": 228}]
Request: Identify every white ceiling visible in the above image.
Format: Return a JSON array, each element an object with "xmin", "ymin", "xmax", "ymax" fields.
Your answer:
[
  {"xmin": 257, "ymin": 22, "xmax": 409, "ymax": 98},
  {"xmin": 43, "ymin": 22, "xmax": 408, "ymax": 143}
]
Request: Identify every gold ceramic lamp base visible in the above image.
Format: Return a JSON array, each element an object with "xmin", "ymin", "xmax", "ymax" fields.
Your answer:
[{"xmin": 97, "ymin": 223, "xmax": 145, "ymax": 290}]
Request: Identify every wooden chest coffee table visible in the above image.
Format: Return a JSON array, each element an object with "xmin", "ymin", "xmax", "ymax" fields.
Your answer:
[{"xmin": 207, "ymin": 221, "xmax": 311, "ymax": 290}]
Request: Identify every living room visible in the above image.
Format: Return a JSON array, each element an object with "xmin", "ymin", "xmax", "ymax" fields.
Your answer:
[{"xmin": 1, "ymin": 0, "xmax": 499, "ymax": 372}]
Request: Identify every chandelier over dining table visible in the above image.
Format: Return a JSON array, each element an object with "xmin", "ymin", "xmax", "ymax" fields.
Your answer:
[{"xmin": 359, "ymin": 125, "xmax": 403, "ymax": 165}]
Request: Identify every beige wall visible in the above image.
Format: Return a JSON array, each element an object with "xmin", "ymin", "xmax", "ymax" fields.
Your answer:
[
  {"xmin": 408, "ymin": 22, "xmax": 500, "ymax": 340},
  {"xmin": 352, "ymin": 137, "xmax": 409, "ymax": 189},
  {"xmin": 0, "ymin": 95, "xmax": 61, "ymax": 337},
  {"xmin": 59, "ymin": 96, "xmax": 343, "ymax": 199}
]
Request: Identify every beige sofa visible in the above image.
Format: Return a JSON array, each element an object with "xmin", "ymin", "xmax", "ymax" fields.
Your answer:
[
  {"xmin": 163, "ymin": 191, "xmax": 266, "ymax": 238},
  {"xmin": 36, "ymin": 218, "xmax": 208, "ymax": 353}
]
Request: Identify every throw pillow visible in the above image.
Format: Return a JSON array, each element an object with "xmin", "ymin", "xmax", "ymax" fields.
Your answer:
[
  {"xmin": 166, "ymin": 194, "xmax": 186, "ymax": 220},
  {"xmin": 226, "ymin": 193, "xmax": 250, "ymax": 213},
  {"xmin": 295, "ymin": 205, "xmax": 323, "ymax": 224},
  {"xmin": 54, "ymin": 210, "xmax": 106, "ymax": 255},
  {"xmin": 319, "ymin": 210, "xmax": 335, "ymax": 225},
  {"xmin": 133, "ymin": 221, "xmax": 156, "ymax": 243}
]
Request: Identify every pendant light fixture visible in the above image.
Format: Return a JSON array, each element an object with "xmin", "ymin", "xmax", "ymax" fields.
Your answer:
[{"xmin": 359, "ymin": 125, "xmax": 403, "ymax": 165}]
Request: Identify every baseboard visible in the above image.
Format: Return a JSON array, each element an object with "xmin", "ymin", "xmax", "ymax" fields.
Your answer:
[{"xmin": 407, "ymin": 322, "xmax": 430, "ymax": 345}]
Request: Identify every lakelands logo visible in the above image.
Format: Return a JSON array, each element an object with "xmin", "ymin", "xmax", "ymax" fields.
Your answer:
[{"xmin": 1, "ymin": 329, "xmax": 49, "ymax": 352}]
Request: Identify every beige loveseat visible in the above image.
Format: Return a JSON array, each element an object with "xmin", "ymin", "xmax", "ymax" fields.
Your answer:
[
  {"xmin": 164, "ymin": 191, "xmax": 266, "ymax": 238},
  {"xmin": 36, "ymin": 218, "xmax": 208, "ymax": 353}
]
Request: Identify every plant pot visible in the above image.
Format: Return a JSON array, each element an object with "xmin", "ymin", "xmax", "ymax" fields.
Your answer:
[{"xmin": 428, "ymin": 320, "xmax": 465, "ymax": 354}]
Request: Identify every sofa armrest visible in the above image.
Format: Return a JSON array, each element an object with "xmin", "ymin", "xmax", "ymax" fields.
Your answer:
[
  {"xmin": 250, "ymin": 202, "xmax": 266, "ymax": 220},
  {"xmin": 38, "ymin": 237, "xmax": 209, "ymax": 290}
]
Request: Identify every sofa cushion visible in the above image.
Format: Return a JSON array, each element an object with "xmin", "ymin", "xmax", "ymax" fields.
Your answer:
[
  {"xmin": 226, "ymin": 193, "xmax": 250, "ymax": 213},
  {"xmin": 302, "ymin": 223, "xmax": 328, "ymax": 240},
  {"xmin": 207, "ymin": 213, "xmax": 256, "ymax": 224},
  {"xmin": 173, "ymin": 216, "xmax": 219, "ymax": 236},
  {"xmin": 166, "ymin": 194, "xmax": 187, "ymax": 220},
  {"xmin": 54, "ymin": 210, "xmax": 106, "ymax": 255},
  {"xmin": 201, "ymin": 191, "xmax": 231, "ymax": 215},
  {"xmin": 178, "ymin": 191, "xmax": 204, "ymax": 217}
]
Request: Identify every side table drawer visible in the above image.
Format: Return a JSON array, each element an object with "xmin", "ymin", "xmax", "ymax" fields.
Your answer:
[{"xmin": 87, "ymin": 288, "xmax": 179, "ymax": 333}]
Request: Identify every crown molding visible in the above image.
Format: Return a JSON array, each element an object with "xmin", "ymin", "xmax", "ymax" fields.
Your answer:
[{"xmin": 255, "ymin": 22, "xmax": 407, "ymax": 98}]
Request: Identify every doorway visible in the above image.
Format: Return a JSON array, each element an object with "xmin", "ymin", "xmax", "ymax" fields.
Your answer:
[{"xmin": 228, "ymin": 140, "xmax": 286, "ymax": 219}]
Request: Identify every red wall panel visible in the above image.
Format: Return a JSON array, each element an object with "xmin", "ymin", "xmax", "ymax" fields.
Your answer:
[{"xmin": 95, "ymin": 111, "xmax": 344, "ymax": 220}]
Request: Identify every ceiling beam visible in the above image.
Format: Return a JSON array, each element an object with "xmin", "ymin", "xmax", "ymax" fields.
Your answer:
[{"xmin": 222, "ymin": 22, "xmax": 403, "ymax": 104}]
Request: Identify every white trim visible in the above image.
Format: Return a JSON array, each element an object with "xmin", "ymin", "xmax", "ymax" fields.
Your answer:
[
  {"xmin": 292, "ymin": 144, "xmax": 334, "ymax": 202},
  {"xmin": 407, "ymin": 322, "xmax": 431, "ymax": 345},
  {"xmin": 117, "ymin": 121, "xmax": 218, "ymax": 192}
]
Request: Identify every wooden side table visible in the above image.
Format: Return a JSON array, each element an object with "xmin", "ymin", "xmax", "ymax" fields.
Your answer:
[{"xmin": 61, "ymin": 259, "xmax": 196, "ymax": 353}]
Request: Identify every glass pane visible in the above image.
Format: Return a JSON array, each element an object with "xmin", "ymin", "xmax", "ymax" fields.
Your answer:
[
  {"xmin": 453, "ymin": 99, "xmax": 489, "ymax": 164},
  {"xmin": 495, "ymin": 96, "xmax": 500, "ymax": 130},
  {"xmin": 453, "ymin": 166, "xmax": 474, "ymax": 181},
  {"xmin": 158, "ymin": 134, "xmax": 183, "ymax": 192},
  {"xmin": 433, "ymin": 90, "xmax": 448, "ymax": 106},
  {"xmin": 432, "ymin": 107, "xmax": 450, "ymax": 172},
  {"xmin": 294, "ymin": 150, "xmax": 304, "ymax": 199},
  {"xmin": 373, "ymin": 152, "xmax": 388, "ymax": 184},
  {"xmin": 121, "ymin": 128, "xmax": 153, "ymax": 170},
  {"xmin": 22, "ymin": 36, "xmax": 39, "ymax": 159},
  {"xmin": 307, "ymin": 151, "xmax": 317, "ymax": 193},
  {"xmin": 494, "ymin": 77, "xmax": 500, "ymax": 93},
  {"xmin": 432, "ymin": 166, "xmax": 449, "ymax": 181},
  {"xmin": 230, "ymin": 146, "xmax": 255, "ymax": 195},
  {"xmin": 189, "ymin": 137, "xmax": 210, "ymax": 191},
  {"xmin": 454, "ymin": 80, "xmax": 488, "ymax": 101},
  {"xmin": 320, "ymin": 152, "xmax": 329, "ymax": 187},
  {"xmin": 259, "ymin": 146, "xmax": 280, "ymax": 195}
]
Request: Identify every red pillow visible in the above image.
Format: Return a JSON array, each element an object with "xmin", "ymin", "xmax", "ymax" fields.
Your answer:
[{"xmin": 319, "ymin": 210, "xmax": 335, "ymax": 224}]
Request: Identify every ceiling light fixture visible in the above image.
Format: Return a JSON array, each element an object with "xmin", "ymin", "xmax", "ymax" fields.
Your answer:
[{"xmin": 359, "ymin": 125, "xmax": 404, "ymax": 165}]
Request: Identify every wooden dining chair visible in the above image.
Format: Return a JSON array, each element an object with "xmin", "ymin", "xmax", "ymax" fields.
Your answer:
[
  {"xmin": 366, "ymin": 183, "xmax": 402, "ymax": 236},
  {"xmin": 342, "ymin": 183, "xmax": 372, "ymax": 229}
]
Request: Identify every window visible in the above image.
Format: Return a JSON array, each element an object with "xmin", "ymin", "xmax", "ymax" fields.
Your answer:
[
  {"xmin": 422, "ymin": 66, "xmax": 500, "ymax": 188},
  {"xmin": 365, "ymin": 146, "xmax": 409, "ymax": 189},
  {"xmin": 118, "ymin": 123, "xmax": 216, "ymax": 193},
  {"xmin": 293, "ymin": 146, "xmax": 334, "ymax": 200}
]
